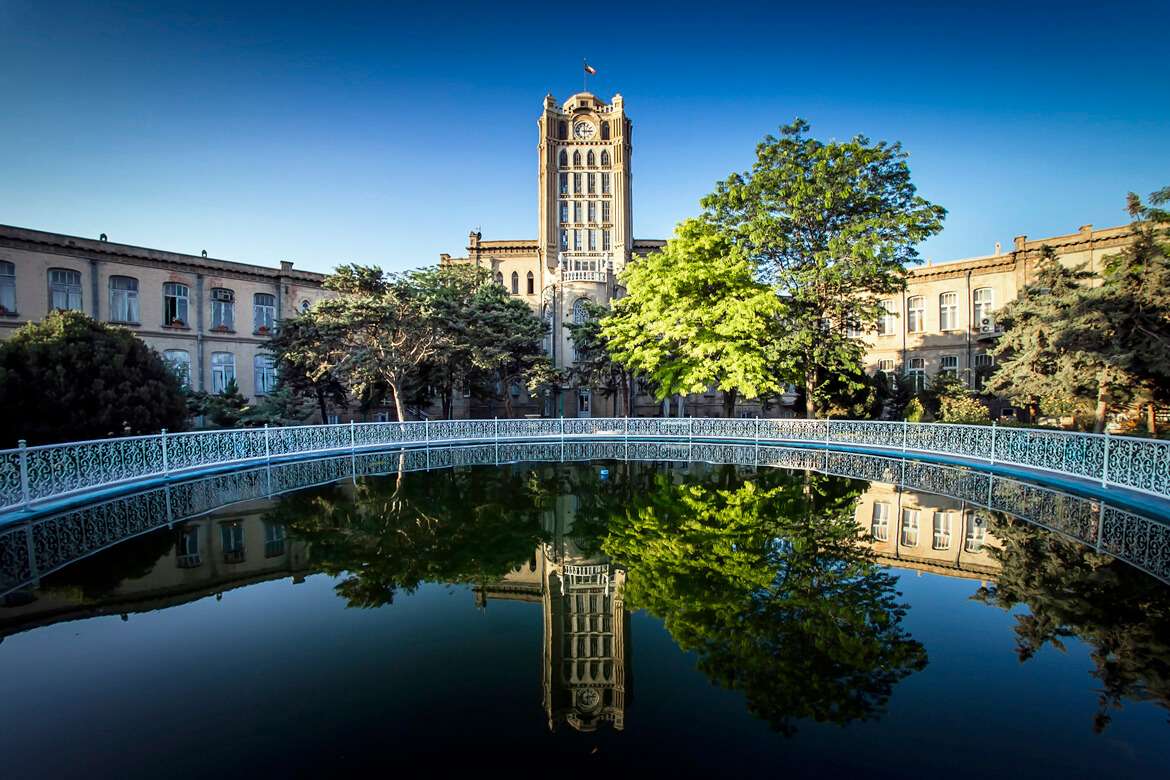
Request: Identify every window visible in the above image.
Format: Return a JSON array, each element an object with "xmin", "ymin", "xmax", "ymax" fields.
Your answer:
[
  {"xmin": 495, "ymin": 271, "xmax": 504, "ymax": 286},
  {"xmin": 600, "ymin": 121, "xmax": 610, "ymax": 140},
  {"xmin": 511, "ymin": 271, "xmax": 519, "ymax": 294},
  {"xmin": 559, "ymin": 200, "xmax": 569, "ymax": 223},
  {"xmin": 573, "ymin": 173, "xmax": 582, "ymax": 194},
  {"xmin": 974, "ymin": 353, "xmax": 993, "ymax": 369},
  {"xmin": 939, "ymin": 292, "xmax": 958, "ymax": 331},
  {"xmin": 527, "ymin": 271, "xmax": 534, "ymax": 295},
  {"xmin": 587, "ymin": 173, "xmax": 596, "ymax": 194},
  {"xmin": 601, "ymin": 200, "xmax": 611, "ymax": 223},
  {"xmin": 600, "ymin": 149, "xmax": 610, "ymax": 166},
  {"xmin": 587, "ymin": 201, "xmax": 596, "ymax": 223},
  {"xmin": 559, "ymin": 149, "xmax": 568, "ymax": 167},
  {"xmin": 253, "ymin": 293, "xmax": 275, "ymax": 333},
  {"xmin": 845, "ymin": 320, "xmax": 862, "ymax": 338},
  {"xmin": 108, "ymin": 276, "xmax": 139, "ymax": 323},
  {"xmin": 940, "ymin": 355, "xmax": 959, "ymax": 377},
  {"xmin": 0, "ymin": 261, "xmax": 16, "ymax": 313},
  {"xmin": 254, "ymin": 354, "xmax": 276, "ymax": 395},
  {"xmin": 572, "ymin": 150, "xmax": 581, "ymax": 167},
  {"xmin": 557, "ymin": 121, "xmax": 568, "ymax": 140},
  {"xmin": 264, "ymin": 520, "xmax": 286, "ymax": 558},
  {"xmin": 578, "ymin": 389, "xmax": 591, "ymax": 414},
  {"xmin": 588, "ymin": 230, "xmax": 597, "ymax": 251},
  {"xmin": 211, "ymin": 352, "xmax": 235, "ymax": 394},
  {"xmin": 48, "ymin": 268, "xmax": 82, "ymax": 311},
  {"xmin": 965, "ymin": 512, "xmax": 986, "ymax": 552},
  {"xmin": 573, "ymin": 230, "xmax": 582, "ymax": 251},
  {"xmin": 877, "ymin": 300, "xmax": 896, "ymax": 335},
  {"xmin": 163, "ymin": 282, "xmax": 189, "ymax": 326},
  {"xmin": 878, "ymin": 358, "xmax": 896, "ymax": 382},
  {"xmin": 901, "ymin": 509, "xmax": 920, "ymax": 547},
  {"xmin": 559, "ymin": 173, "xmax": 569, "ymax": 195},
  {"xmin": 326, "ymin": 413, "xmax": 340, "ymax": 425},
  {"xmin": 907, "ymin": 357, "xmax": 926, "ymax": 392},
  {"xmin": 933, "ymin": 511, "xmax": 952, "ymax": 550},
  {"xmin": 572, "ymin": 297, "xmax": 590, "ymax": 324},
  {"xmin": 175, "ymin": 526, "xmax": 201, "ymax": 568},
  {"xmin": 602, "ymin": 230, "xmax": 611, "ymax": 251},
  {"xmin": 601, "ymin": 172, "xmax": 611, "ymax": 194},
  {"xmin": 210, "ymin": 288, "xmax": 235, "ymax": 330},
  {"xmin": 164, "ymin": 349, "xmax": 191, "ymax": 388},
  {"xmin": 871, "ymin": 502, "xmax": 890, "ymax": 541},
  {"xmin": 974, "ymin": 288, "xmax": 995, "ymax": 329},
  {"xmin": 573, "ymin": 201, "xmax": 582, "ymax": 222},
  {"xmin": 559, "ymin": 230, "xmax": 568, "ymax": 251},
  {"xmin": 907, "ymin": 296, "xmax": 924, "ymax": 333},
  {"xmin": 586, "ymin": 150, "xmax": 595, "ymax": 166},
  {"xmin": 300, "ymin": 298, "xmax": 311, "ymax": 314},
  {"xmin": 220, "ymin": 522, "xmax": 245, "ymax": 563}
]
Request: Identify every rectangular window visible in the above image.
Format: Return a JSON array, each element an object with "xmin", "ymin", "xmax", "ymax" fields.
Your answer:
[
  {"xmin": 108, "ymin": 276, "xmax": 139, "ymax": 323},
  {"xmin": 559, "ymin": 201, "xmax": 568, "ymax": 223},
  {"xmin": 163, "ymin": 282, "xmax": 189, "ymax": 326},
  {"xmin": 0, "ymin": 261, "xmax": 15, "ymax": 313},
  {"xmin": 907, "ymin": 296, "xmax": 925, "ymax": 333},
  {"xmin": 176, "ymin": 526, "xmax": 201, "ymax": 569},
  {"xmin": 602, "ymin": 230, "xmax": 611, "ymax": 251},
  {"xmin": 933, "ymin": 511, "xmax": 952, "ymax": 550},
  {"xmin": 254, "ymin": 354, "xmax": 276, "ymax": 395},
  {"xmin": 588, "ymin": 230, "xmax": 597, "ymax": 251},
  {"xmin": 578, "ymin": 389, "xmax": 591, "ymax": 414},
  {"xmin": 163, "ymin": 349, "xmax": 191, "ymax": 388},
  {"xmin": 211, "ymin": 352, "xmax": 235, "ymax": 394},
  {"xmin": 326, "ymin": 413, "xmax": 340, "ymax": 425},
  {"xmin": 965, "ymin": 512, "xmax": 986, "ymax": 552},
  {"xmin": 877, "ymin": 300, "xmax": 896, "ymax": 335},
  {"xmin": 845, "ymin": 320, "xmax": 862, "ymax": 338},
  {"xmin": 573, "ymin": 230, "xmax": 582, "ymax": 251},
  {"xmin": 253, "ymin": 293, "xmax": 275, "ymax": 333},
  {"xmin": 940, "ymin": 355, "xmax": 959, "ymax": 377},
  {"xmin": 587, "ymin": 173, "xmax": 596, "ymax": 194},
  {"xmin": 974, "ymin": 353, "xmax": 993, "ymax": 369},
  {"xmin": 601, "ymin": 200, "xmax": 611, "ymax": 223},
  {"xmin": 560, "ymin": 229, "xmax": 569, "ymax": 250},
  {"xmin": 211, "ymin": 288, "xmax": 235, "ymax": 330},
  {"xmin": 907, "ymin": 357, "xmax": 926, "ymax": 392},
  {"xmin": 901, "ymin": 509, "xmax": 920, "ymax": 547},
  {"xmin": 573, "ymin": 201, "xmax": 582, "ymax": 223},
  {"xmin": 878, "ymin": 358, "xmax": 895, "ymax": 372},
  {"xmin": 559, "ymin": 173, "xmax": 568, "ymax": 195},
  {"xmin": 220, "ymin": 522, "xmax": 245, "ymax": 564},
  {"xmin": 939, "ymin": 292, "xmax": 958, "ymax": 331},
  {"xmin": 264, "ymin": 520, "xmax": 286, "ymax": 558},
  {"xmin": 974, "ymin": 288, "xmax": 995, "ymax": 331},
  {"xmin": 587, "ymin": 201, "xmax": 596, "ymax": 223},
  {"xmin": 48, "ymin": 268, "xmax": 83, "ymax": 311},
  {"xmin": 871, "ymin": 502, "xmax": 890, "ymax": 541},
  {"xmin": 573, "ymin": 173, "xmax": 582, "ymax": 194},
  {"xmin": 601, "ymin": 172, "xmax": 611, "ymax": 194}
]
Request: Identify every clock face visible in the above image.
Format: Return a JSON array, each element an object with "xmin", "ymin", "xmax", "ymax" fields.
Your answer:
[{"xmin": 573, "ymin": 121, "xmax": 595, "ymax": 139}]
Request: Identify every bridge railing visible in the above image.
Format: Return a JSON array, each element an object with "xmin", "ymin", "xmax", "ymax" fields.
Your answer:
[{"xmin": 1, "ymin": 417, "xmax": 1167, "ymax": 513}]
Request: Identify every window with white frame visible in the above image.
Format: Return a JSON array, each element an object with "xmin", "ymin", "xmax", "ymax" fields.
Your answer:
[
  {"xmin": 587, "ymin": 201, "xmax": 596, "ymax": 223},
  {"xmin": 163, "ymin": 282, "xmax": 189, "ymax": 326},
  {"xmin": 220, "ymin": 522, "xmax": 245, "ymax": 563},
  {"xmin": 163, "ymin": 349, "xmax": 191, "ymax": 388},
  {"xmin": 559, "ymin": 201, "xmax": 568, "ymax": 223},
  {"xmin": 601, "ymin": 200, "xmax": 611, "ymax": 223},
  {"xmin": 602, "ymin": 230, "xmax": 611, "ymax": 251},
  {"xmin": 973, "ymin": 352, "xmax": 993, "ymax": 389},
  {"xmin": 176, "ymin": 526, "xmax": 201, "ymax": 568},
  {"xmin": 254, "ymin": 354, "xmax": 276, "ymax": 395},
  {"xmin": 601, "ymin": 172, "xmax": 610, "ymax": 194},
  {"xmin": 845, "ymin": 320, "xmax": 862, "ymax": 338},
  {"xmin": 573, "ymin": 173, "xmax": 582, "ymax": 194},
  {"xmin": 907, "ymin": 296, "xmax": 925, "ymax": 333},
  {"xmin": 572, "ymin": 298, "xmax": 591, "ymax": 324},
  {"xmin": 933, "ymin": 511, "xmax": 952, "ymax": 549},
  {"xmin": 0, "ymin": 260, "xmax": 15, "ymax": 313},
  {"xmin": 263, "ymin": 520, "xmax": 286, "ymax": 558},
  {"xmin": 210, "ymin": 288, "xmax": 235, "ymax": 330},
  {"xmin": 211, "ymin": 352, "xmax": 235, "ymax": 393},
  {"xmin": 588, "ymin": 230, "xmax": 597, "ymax": 251},
  {"xmin": 965, "ymin": 511, "xmax": 986, "ymax": 552},
  {"xmin": 877, "ymin": 299, "xmax": 896, "ymax": 335},
  {"xmin": 572, "ymin": 150, "xmax": 581, "ymax": 166},
  {"xmin": 253, "ymin": 293, "xmax": 275, "ymax": 333},
  {"xmin": 527, "ymin": 271, "xmax": 534, "ymax": 295},
  {"xmin": 974, "ymin": 288, "xmax": 995, "ymax": 328},
  {"xmin": 573, "ymin": 230, "xmax": 582, "ymax": 251},
  {"xmin": 939, "ymin": 292, "xmax": 958, "ymax": 331},
  {"xmin": 586, "ymin": 150, "xmax": 595, "ymax": 166},
  {"xmin": 871, "ymin": 502, "xmax": 890, "ymax": 541},
  {"xmin": 878, "ymin": 358, "xmax": 896, "ymax": 383},
  {"xmin": 511, "ymin": 271, "xmax": 520, "ymax": 294},
  {"xmin": 108, "ymin": 276, "xmax": 139, "ymax": 323},
  {"xmin": 907, "ymin": 357, "xmax": 926, "ymax": 392},
  {"xmin": 558, "ymin": 149, "xmax": 568, "ymax": 168},
  {"xmin": 48, "ymin": 268, "xmax": 83, "ymax": 311},
  {"xmin": 326, "ymin": 413, "xmax": 340, "ymax": 424},
  {"xmin": 940, "ymin": 355, "xmax": 959, "ymax": 377},
  {"xmin": 559, "ymin": 173, "xmax": 568, "ymax": 195},
  {"xmin": 600, "ymin": 149, "xmax": 610, "ymax": 166},
  {"xmin": 560, "ymin": 230, "xmax": 568, "ymax": 250},
  {"xmin": 587, "ymin": 173, "xmax": 596, "ymax": 194},
  {"xmin": 578, "ymin": 389, "xmax": 591, "ymax": 414},
  {"xmin": 901, "ymin": 509, "xmax": 920, "ymax": 547}
]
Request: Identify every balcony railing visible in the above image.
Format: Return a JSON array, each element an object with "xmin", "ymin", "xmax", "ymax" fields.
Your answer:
[
  {"xmin": 0, "ymin": 418, "xmax": 1168, "ymax": 516},
  {"xmin": 561, "ymin": 270, "xmax": 608, "ymax": 283}
]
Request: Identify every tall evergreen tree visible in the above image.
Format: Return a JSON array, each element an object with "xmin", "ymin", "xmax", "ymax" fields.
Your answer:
[{"xmin": 565, "ymin": 299, "xmax": 633, "ymax": 416}]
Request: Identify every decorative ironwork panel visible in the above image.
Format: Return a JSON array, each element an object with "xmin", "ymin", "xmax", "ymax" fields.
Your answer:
[
  {"xmin": 498, "ymin": 419, "xmax": 560, "ymax": 439},
  {"xmin": 0, "ymin": 450, "xmax": 22, "ymax": 510},
  {"xmin": 0, "ymin": 524, "xmax": 33, "ymax": 592},
  {"xmin": 166, "ymin": 429, "xmax": 266, "ymax": 472},
  {"xmin": 1100, "ymin": 505, "xmax": 1170, "ymax": 582},
  {"xmin": 1105, "ymin": 436, "xmax": 1170, "ymax": 495},
  {"xmin": 758, "ymin": 418, "xmax": 825, "ymax": 443}
]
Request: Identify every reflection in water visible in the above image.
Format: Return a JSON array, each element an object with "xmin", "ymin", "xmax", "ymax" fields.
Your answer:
[{"xmin": 2, "ymin": 441, "xmax": 1170, "ymax": 739}]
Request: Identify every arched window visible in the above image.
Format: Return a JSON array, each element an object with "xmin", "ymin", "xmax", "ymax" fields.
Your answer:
[
  {"xmin": 526, "ymin": 271, "xmax": 535, "ymax": 295},
  {"xmin": 0, "ymin": 261, "xmax": 16, "ymax": 313},
  {"xmin": 164, "ymin": 282, "xmax": 190, "ymax": 326},
  {"xmin": 558, "ymin": 149, "xmax": 568, "ymax": 168},
  {"xmin": 600, "ymin": 149, "xmax": 610, "ymax": 167},
  {"xmin": 586, "ymin": 150, "xmax": 595, "ymax": 166},
  {"xmin": 495, "ymin": 271, "xmax": 504, "ymax": 287},
  {"xmin": 211, "ymin": 352, "xmax": 236, "ymax": 394},
  {"xmin": 108, "ymin": 276, "xmax": 139, "ymax": 323},
  {"xmin": 600, "ymin": 121, "xmax": 610, "ymax": 140},
  {"xmin": 48, "ymin": 268, "xmax": 82, "ymax": 312},
  {"xmin": 572, "ymin": 297, "xmax": 591, "ymax": 324},
  {"xmin": 557, "ymin": 121, "xmax": 568, "ymax": 140},
  {"xmin": 906, "ymin": 296, "xmax": 925, "ymax": 333},
  {"xmin": 974, "ymin": 288, "xmax": 995, "ymax": 328},
  {"xmin": 253, "ymin": 293, "xmax": 276, "ymax": 333},
  {"xmin": 300, "ymin": 299, "xmax": 311, "ymax": 314},
  {"xmin": 572, "ymin": 150, "xmax": 581, "ymax": 166},
  {"xmin": 511, "ymin": 271, "xmax": 519, "ymax": 294},
  {"xmin": 254, "ymin": 354, "xmax": 276, "ymax": 395},
  {"xmin": 939, "ymin": 292, "xmax": 958, "ymax": 331},
  {"xmin": 163, "ymin": 350, "xmax": 191, "ymax": 388}
]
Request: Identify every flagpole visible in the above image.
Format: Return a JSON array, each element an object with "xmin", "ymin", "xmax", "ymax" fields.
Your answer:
[{"xmin": 583, "ymin": 57, "xmax": 587, "ymax": 92}]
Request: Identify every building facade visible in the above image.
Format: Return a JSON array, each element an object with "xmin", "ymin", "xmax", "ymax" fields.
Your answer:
[{"xmin": 0, "ymin": 224, "xmax": 330, "ymax": 403}]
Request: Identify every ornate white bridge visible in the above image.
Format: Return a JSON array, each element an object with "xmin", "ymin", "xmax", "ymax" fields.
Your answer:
[{"xmin": 1, "ymin": 417, "xmax": 1168, "ymax": 516}]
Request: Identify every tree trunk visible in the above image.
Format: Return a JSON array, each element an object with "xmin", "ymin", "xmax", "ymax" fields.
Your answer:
[
  {"xmin": 500, "ymin": 370, "xmax": 514, "ymax": 419},
  {"xmin": 805, "ymin": 370, "xmax": 817, "ymax": 419},
  {"xmin": 441, "ymin": 382, "xmax": 453, "ymax": 420},
  {"xmin": 389, "ymin": 382, "xmax": 405, "ymax": 423},
  {"xmin": 315, "ymin": 386, "xmax": 328, "ymax": 425},
  {"xmin": 1148, "ymin": 402, "xmax": 1157, "ymax": 435},
  {"xmin": 622, "ymin": 374, "xmax": 631, "ymax": 417},
  {"xmin": 722, "ymin": 387, "xmax": 738, "ymax": 419},
  {"xmin": 1093, "ymin": 383, "xmax": 1108, "ymax": 434}
]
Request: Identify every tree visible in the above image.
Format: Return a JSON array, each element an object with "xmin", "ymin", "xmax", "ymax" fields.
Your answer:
[
  {"xmin": 602, "ymin": 218, "xmax": 787, "ymax": 418},
  {"xmin": 239, "ymin": 386, "xmax": 316, "ymax": 427},
  {"xmin": 266, "ymin": 309, "xmax": 349, "ymax": 424},
  {"xmin": 565, "ymin": 299, "xmax": 633, "ymax": 416},
  {"xmin": 0, "ymin": 310, "xmax": 188, "ymax": 445},
  {"xmin": 466, "ymin": 282, "xmax": 550, "ymax": 418},
  {"xmin": 702, "ymin": 119, "xmax": 945, "ymax": 418}
]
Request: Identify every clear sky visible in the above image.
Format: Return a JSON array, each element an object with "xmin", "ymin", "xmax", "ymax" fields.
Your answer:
[{"xmin": 2, "ymin": 0, "xmax": 1167, "ymax": 275}]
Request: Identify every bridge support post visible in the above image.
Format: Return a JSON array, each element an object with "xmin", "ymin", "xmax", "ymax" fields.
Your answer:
[
  {"xmin": 990, "ymin": 421, "xmax": 997, "ymax": 464},
  {"xmin": 1102, "ymin": 431, "xmax": 1111, "ymax": 488},
  {"xmin": 160, "ymin": 429, "xmax": 169, "ymax": 476},
  {"xmin": 18, "ymin": 439, "xmax": 29, "ymax": 509}
]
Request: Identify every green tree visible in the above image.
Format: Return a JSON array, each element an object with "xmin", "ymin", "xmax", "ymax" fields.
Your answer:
[
  {"xmin": 0, "ymin": 310, "xmax": 188, "ymax": 445},
  {"xmin": 466, "ymin": 281, "xmax": 551, "ymax": 418},
  {"xmin": 239, "ymin": 386, "xmax": 316, "ymax": 427},
  {"xmin": 265, "ymin": 309, "xmax": 349, "ymax": 424},
  {"xmin": 565, "ymin": 299, "xmax": 633, "ymax": 416},
  {"xmin": 701, "ymin": 119, "xmax": 945, "ymax": 418},
  {"xmin": 602, "ymin": 218, "xmax": 787, "ymax": 418}
]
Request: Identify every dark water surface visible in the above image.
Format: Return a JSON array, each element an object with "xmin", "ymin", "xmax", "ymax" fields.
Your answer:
[{"xmin": 2, "ymin": 455, "xmax": 1169, "ymax": 778}]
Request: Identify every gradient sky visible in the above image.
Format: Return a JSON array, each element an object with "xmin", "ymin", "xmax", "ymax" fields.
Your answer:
[{"xmin": 2, "ymin": 0, "xmax": 1167, "ymax": 275}]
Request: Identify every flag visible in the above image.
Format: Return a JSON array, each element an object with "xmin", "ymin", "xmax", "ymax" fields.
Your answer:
[{"xmin": 584, "ymin": 62, "xmax": 597, "ymax": 75}]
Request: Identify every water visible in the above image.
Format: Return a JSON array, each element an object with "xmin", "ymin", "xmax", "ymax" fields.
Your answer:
[{"xmin": 2, "ymin": 450, "xmax": 1169, "ymax": 777}]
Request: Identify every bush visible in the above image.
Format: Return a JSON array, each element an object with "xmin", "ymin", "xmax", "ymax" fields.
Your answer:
[
  {"xmin": 939, "ymin": 393, "xmax": 991, "ymax": 424},
  {"xmin": 904, "ymin": 398, "xmax": 926, "ymax": 422},
  {"xmin": 0, "ymin": 311, "xmax": 188, "ymax": 445}
]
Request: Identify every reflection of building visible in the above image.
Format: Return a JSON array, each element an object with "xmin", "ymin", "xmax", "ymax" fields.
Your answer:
[
  {"xmin": 0, "ymin": 501, "xmax": 309, "ymax": 638},
  {"xmin": 855, "ymin": 482, "xmax": 1000, "ymax": 580},
  {"xmin": 475, "ymin": 486, "xmax": 629, "ymax": 732}
]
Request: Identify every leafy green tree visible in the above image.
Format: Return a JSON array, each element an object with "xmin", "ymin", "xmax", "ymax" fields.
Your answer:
[
  {"xmin": 565, "ymin": 299, "xmax": 633, "ymax": 416},
  {"xmin": 466, "ymin": 281, "xmax": 551, "ymax": 418},
  {"xmin": 0, "ymin": 310, "xmax": 188, "ymax": 445},
  {"xmin": 185, "ymin": 379, "xmax": 249, "ymax": 427},
  {"xmin": 701, "ymin": 119, "xmax": 945, "ymax": 418},
  {"xmin": 265, "ymin": 309, "xmax": 349, "ymax": 424},
  {"xmin": 602, "ymin": 218, "xmax": 787, "ymax": 417},
  {"xmin": 239, "ymin": 386, "xmax": 316, "ymax": 427}
]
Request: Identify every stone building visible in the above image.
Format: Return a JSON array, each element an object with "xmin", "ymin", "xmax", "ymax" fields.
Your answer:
[{"xmin": 0, "ymin": 224, "xmax": 330, "ymax": 404}]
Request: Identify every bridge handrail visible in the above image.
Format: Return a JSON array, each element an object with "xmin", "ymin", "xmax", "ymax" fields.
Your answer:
[{"xmin": 0, "ymin": 417, "xmax": 1166, "ymax": 512}]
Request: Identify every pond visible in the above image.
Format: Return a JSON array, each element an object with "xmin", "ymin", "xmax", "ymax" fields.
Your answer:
[{"xmin": 1, "ymin": 445, "xmax": 1169, "ymax": 777}]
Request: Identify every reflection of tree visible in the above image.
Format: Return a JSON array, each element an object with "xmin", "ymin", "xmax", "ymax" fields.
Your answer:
[
  {"xmin": 268, "ymin": 462, "xmax": 549, "ymax": 608},
  {"xmin": 588, "ymin": 464, "xmax": 927, "ymax": 735},
  {"xmin": 974, "ymin": 514, "xmax": 1170, "ymax": 732},
  {"xmin": 38, "ymin": 527, "xmax": 175, "ymax": 600}
]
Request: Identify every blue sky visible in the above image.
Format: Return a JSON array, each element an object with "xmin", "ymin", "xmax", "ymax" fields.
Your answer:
[{"xmin": 2, "ymin": 0, "xmax": 1167, "ymax": 275}]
